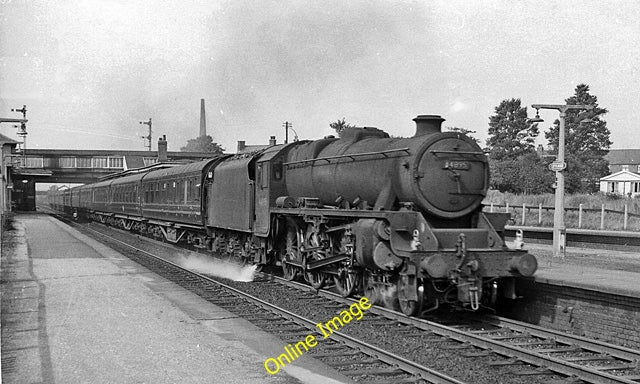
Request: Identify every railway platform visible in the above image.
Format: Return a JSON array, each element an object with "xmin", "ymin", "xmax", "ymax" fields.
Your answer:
[
  {"xmin": 503, "ymin": 240, "xmax": 640, "ymax": 349},
  {"xmin": 524, "ymin": 242, "xmax": 640, "ymax": 298},
  {"xmin": 0, "ymin": 213, "xmax": 356, "ymax": 384}
]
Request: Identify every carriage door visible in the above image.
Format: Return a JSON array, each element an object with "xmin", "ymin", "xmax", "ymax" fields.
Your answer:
[{"xmin": 254, "ymin": 160, "xmax": 271, "ymax": 235}]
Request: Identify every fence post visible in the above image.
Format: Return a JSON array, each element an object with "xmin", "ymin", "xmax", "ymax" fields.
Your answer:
[
  {"xmin": 522, "ymin": 203, "xmax": 526, "ymax": 225},
  {"xmin": 600, "ymin": 204, "xmax": 605, "ymax": 230},
  {"xmin": 506, "ymin": 203, "xmax": 509, "ymax": 214},
  {"xmin": 578, "ymin": 204, "xmax": 583, "ymax": 228},
  {"xmin": 624, "ymin": 204, "xmax": 628, "ymax": 230},
  {"xmin": 490, "ymin": 203, "xmax": 494, "ymax": 213},
  {"xmin": 538, "ymin": 203, "xmax": 542, "ymax": 225}
]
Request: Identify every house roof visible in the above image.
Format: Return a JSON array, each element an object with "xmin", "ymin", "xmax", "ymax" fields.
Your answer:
[
  {"xmin": 124, "ymin": 155, "xmax": 145, "ymax": 169},
  {"xmin": 600, "ymin": 170, "xmax": 640, "ymax": 181},
  {"xmin": 0, "ymin": 133, "xmax": 19, "ymax": 145},
  {"xmin": 238, "ymin": 144, "xmax": 271, "ymax": 154},
  {"xmin": 605, "ymin": 149, "xmax": 640, "ymax": 165}
]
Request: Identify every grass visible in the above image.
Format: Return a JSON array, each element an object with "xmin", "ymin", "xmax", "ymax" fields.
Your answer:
[{"xmin": 483, "ymin": 191, "xmax": 640, "ymax": 231}]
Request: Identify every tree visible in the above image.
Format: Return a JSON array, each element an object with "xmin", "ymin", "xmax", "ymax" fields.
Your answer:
[
  {"xmin": 180, "ymin": 135, "xmax": 225, "ymax": 154},
  {"xmin": 445, "ymin": 126, "xmax": 480, "ymax": 144},
  {"xmin": 544, "ymin": 84, "xmax": 611, "ymax": 193},
  {"xmin": 329, "ymin": 118, "xmax": 355, "ymax": 136},
  {"xmin": 485, "ymin": 98, "xmax": 551, "ymax": 193},
  {"xmin": 487, "ymin": 99, "xmax": 553, "ymax": 193},
  {"xmin": 487, "ymin": 98, "xmax": 539, "ymax": 160},
  {"xmin": 489, "ymin": 152, "xmax": 554, "ymax": 194}
]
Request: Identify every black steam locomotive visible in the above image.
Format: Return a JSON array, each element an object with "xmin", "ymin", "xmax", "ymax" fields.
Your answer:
[{"xmin": 49, "ymin": 115, "xmax": 537, "ymax": 315}]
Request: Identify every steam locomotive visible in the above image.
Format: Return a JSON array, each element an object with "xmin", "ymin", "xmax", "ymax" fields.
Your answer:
[{"xmin": 49, "ymin": 115, "xmax": 537, "ymax": 315}]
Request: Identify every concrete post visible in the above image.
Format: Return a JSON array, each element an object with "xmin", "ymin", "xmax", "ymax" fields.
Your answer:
[{"xmin": 578, "ymin": 203, "xmax": 583, "ymax": 228}]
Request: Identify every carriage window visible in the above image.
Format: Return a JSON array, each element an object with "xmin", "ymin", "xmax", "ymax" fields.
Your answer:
[
  {"xmin": 194, "ymin": 182, "xmax": 201, "ymax": 201},
  {"xmin": 259, "ymin": 163, "xmax": 268, "ymax": 189},
  {"xmin": 154, "ymin": 183, "xmax": 159, "ymax": 203},
  {"xmin": 256, "ymin": 164, "xmax": 263, "ymax": 189},
  {"xmin": 162, "ymin": 182, "xmax": 167, "ymax": 203},
  {"xmin": 273, "ymin": 159, "xmax": 283, "ymax": 181},
  {"xmin": 172, "ymin": 180, "xmax": 177, "ymax": 203}
]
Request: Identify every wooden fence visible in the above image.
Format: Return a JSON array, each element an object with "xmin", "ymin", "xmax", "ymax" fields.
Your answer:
[{"xmin": 483, "ymin": 203, "xmax": 640, "ymax": 231}]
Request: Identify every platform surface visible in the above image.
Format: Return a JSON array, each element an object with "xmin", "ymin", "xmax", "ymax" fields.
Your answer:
[
  {"xmin": 521, "ymin": 241, "xmax": 640, "ymax": 298},
  {"xmin": 1, "ymin": 213, "xmax": 356, "ymax": 384}
]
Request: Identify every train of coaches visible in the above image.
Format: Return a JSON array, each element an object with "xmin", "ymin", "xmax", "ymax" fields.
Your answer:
[{"xmin": 49, "ymin": 115, "xmax": 537, "ymax": 316}]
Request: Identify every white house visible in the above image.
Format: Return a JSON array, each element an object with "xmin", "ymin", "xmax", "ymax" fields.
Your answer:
[{"xmin": 599, "ymin": 169, "xmax": 640, "ymax": 196}]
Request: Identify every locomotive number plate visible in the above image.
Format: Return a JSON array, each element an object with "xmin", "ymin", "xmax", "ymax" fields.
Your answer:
[{"xmin": 443, "ymin": 161, "xmax": 470, "ymax": 170}]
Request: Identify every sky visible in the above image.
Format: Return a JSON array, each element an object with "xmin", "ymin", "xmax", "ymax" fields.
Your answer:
[{"xmin": 1, "ymin": 0, "xmax": 639, "ymax": 153}]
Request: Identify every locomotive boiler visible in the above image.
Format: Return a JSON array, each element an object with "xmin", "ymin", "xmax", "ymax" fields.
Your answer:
[
  {"xmin": 49, "ymin": 113, "xmax": 537, "ymax": 316},
  {"xmin": 285, "ymin": 115, "xmax": 487, "ymax": 218},
  {"xmin": 276, "ymin": 115, "xmax": 536, "ymax": 315}
]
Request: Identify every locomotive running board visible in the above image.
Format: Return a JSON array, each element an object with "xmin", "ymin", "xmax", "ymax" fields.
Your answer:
[{"xmin": 306, "ymin": 254, "xmax": 349, "ymax": 271}]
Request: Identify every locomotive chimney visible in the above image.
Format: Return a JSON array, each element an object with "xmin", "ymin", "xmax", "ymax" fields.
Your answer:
[
  {"xmin": 157, "ymin": 135, "xmax": 168, "ymax": 162},
  {"xmin": 413, "ymin": 115, "xmax": 445, "ymax": 137},
  {"xmin": 269, "ymin": 136, "xmax": 276, "ymax": 146}
]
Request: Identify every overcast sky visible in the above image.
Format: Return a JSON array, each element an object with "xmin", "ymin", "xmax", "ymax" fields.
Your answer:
[{"xmin": 1, "ymin": 0, "xmax": 639, "ymax": 152}]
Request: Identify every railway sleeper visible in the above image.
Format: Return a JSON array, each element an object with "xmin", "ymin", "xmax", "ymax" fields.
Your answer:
[
  {"xmin": 513, "ymin": 367, "xmax": 555, "ymax": 376},
  {"xmin": 487, "ymin": 358, "xmax": 525, "ymax": 366},
  {"xmin": 325, "ymin": 359, "xmax": 382, "ymax": 368},
  {"xmin": 339, "ymin": 366, "xmax": 405, "ymax": 376},
  {"xmin": 311, "ymin": 350, "xmax": 364, "ymax": 359}
]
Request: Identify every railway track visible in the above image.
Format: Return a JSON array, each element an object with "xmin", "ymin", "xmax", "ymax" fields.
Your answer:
[
  {"xmin": 51, "ymin": 212, "xmax": 640, "ymax": 384},
  {"xmin": 274, "ymin": 275, "xmax": 640, "ymax": 384},
  {"xmin": 53, "ymin": 213, "xmax": 462, "ymax": 384}
]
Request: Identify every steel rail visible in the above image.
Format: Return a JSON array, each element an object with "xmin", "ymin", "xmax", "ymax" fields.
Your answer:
[
  {"xmin": 48, "ymin": 210, "xmax": 637, "ymax": 384},
  {"xmin": 267, "ymin": 275, "xmax": 640, "ymax": 384},
  {"xmin": 65, "ymin": 218, "xmax": 464, "ymax": 384},
  {"xmin": 486, "ymin": 316, "xmax": 640, "ymax": 363}
]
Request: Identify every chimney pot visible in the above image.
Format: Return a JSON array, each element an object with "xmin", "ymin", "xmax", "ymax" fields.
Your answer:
[
  {"xmin": 269, "ymin": 136, "xmax": 276, "ymax": 146},
  {"xmin": 237, "ymin": 140, "xmax": 246, "ymax": 152}
]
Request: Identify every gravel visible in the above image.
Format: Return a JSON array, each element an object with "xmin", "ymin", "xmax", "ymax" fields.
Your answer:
[{"xmin": 77, "ymin": 221, "xmax": 575, "ymax": 384}]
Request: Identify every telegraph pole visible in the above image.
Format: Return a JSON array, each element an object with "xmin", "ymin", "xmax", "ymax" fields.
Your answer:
[
  {"xmin": 283, "ymin": 121, "xmax": 298, "ymax": 144},
  {"xmin": 140, "ymin": 118, "xmax": 152, "ymax": 151},
  {"xmin": 283, "ymin": 121, "xmax": 291, "ymax": 144}
]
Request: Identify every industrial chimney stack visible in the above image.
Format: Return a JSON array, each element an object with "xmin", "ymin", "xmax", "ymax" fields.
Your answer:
[
  {"xmin": 158, "ymin": 135, "xmax": 168, "ymax": 162},
  {"xmin": 199, "ymin": 98, "xmax": 206, "ymax": 137}
]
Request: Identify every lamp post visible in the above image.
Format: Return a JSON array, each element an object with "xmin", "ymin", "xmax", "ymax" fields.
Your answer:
[{"xmin": 530, "ymin": 103, "xmax": 593, "ymax": 258}]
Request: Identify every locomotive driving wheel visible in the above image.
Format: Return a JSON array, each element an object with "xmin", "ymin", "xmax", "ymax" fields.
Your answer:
[
  {"xmin": 333, "ymin": 230, "xmax": 357, "ymax": 297},
  {"xmin": 282, "ymin": 226, "xmax": 299, "ymax": 281},
  {"xmin": 334, "ymin": 267, "xmax": 358, "ymax": 297},
  {"xmin": 362, "ymin": 271, "xmax": 380, "ymax": 305},
  {"xmin": 398, "ymin": 275, "xmax": 421, "ymax": 316},
  {"xmin": 304, "ymin": 227, "xmax": 329, "ymax": 290}
]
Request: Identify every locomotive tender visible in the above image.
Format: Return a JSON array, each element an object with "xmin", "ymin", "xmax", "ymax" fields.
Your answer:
[{"xmin": 49, "ymin": 115, "xmax": 537, "ymax": 315}]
